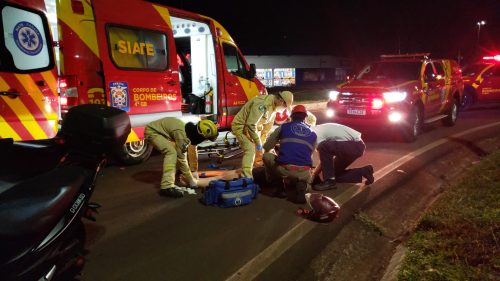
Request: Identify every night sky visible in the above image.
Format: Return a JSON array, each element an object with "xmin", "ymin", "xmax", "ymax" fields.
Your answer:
[{"xmin": 161, "ymin": 0, "xmax": 500, "ymax": 66}]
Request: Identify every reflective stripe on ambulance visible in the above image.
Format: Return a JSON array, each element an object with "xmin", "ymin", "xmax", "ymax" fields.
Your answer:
[{"xmin": 0, "ymin": 71, "xmax": 58, "ymax": 140}]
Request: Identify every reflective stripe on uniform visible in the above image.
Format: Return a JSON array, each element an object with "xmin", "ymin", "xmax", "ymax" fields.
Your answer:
[{"xmin": 280, "ymin": 137, "xmax": 315, "ymax": 151}]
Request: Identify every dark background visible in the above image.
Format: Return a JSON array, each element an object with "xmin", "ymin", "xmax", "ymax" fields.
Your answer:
[{"xmin": 158, "ymin": 0, "xmax": 500, "ymax": 67}]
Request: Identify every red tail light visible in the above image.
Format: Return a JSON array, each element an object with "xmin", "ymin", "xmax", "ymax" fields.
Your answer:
[
  {"xmin": 60, "ymin": 96, "xmax": 68, "ymax": 106},
  {"xmin": 59, "ymin": 78, "xmax": 68, "ymax": 89},
  {"xmin": 58, "ymin": 75, "xmax": 79, "ymax": 116}
]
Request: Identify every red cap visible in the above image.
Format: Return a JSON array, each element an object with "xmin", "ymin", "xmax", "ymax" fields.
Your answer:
[{"xmin": 291, "ymin": 105, "xmax": 307, "ymax": 114}]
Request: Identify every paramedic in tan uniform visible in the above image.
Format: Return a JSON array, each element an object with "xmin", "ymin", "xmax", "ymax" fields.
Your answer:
[
  {"xmin": 231, "ymin": 91, "xmax": 294, "ymax": 178},
  {"xmin": 144, "ymin": 118, "xmax": 218, "ymax": 198}
]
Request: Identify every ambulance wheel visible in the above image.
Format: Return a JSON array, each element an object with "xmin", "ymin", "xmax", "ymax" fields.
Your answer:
[
  {"xmin": 442, "ymin": 98, "xmax": 459, "ymax": 127},
  {"xmin": 402, "ymin": 106, "xmax": 421, "ymax": 143},
  {"xmin": 116, "ymin": 140, "xmax": 153, "ymax": 165}
]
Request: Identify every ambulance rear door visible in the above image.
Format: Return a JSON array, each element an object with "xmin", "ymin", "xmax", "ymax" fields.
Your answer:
[
  {"xmin": 91, "ymin": 0, "xmax": 181, "ymax": 128},
  {"xmin": 0, "ymin": 1, "xmax": 58, "ymax": 141}
]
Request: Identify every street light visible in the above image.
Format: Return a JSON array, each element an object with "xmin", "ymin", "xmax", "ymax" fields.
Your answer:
[{"xmin": 477, "ymin": 20, "xmax": 486, "ymax": 45}]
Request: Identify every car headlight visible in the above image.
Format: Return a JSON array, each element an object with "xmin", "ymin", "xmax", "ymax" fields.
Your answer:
[
  {"xmin": 383, "ymin": 91, "xmax": 407, "ymax": 103},
  {"xmin": 329, "ymin": 90, "xmax": 340, "ymax": 101}
]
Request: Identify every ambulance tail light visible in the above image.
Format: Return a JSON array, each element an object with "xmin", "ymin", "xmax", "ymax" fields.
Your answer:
[
  {"xmin": 60, "ymin": 96, "xmax": 68, "ymax": 106},
  {"xmin": 383, "ymin": 91, "xmax": 407, "ymax": 103},
  {"xmin": 483, "ymin": 55, "xmax": 500, "ymax": 62},
  {"xmin": 58, "ymin": 75, "xmax": 79, "ymax": 116},
  {"xmin": 59, "ymin": 78, "xmax": 68, "ymax": 88}
]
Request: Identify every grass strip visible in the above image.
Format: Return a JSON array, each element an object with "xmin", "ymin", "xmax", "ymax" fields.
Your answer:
[{"xmin": 398, "ymin": 150, "xmax": 500, "ymax": 281}]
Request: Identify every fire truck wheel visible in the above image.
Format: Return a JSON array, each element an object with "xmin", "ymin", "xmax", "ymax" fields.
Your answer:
[
  {"xmin": 116, "ymin": 140, "xmax": 153, "ymax": 165},
  {"xmin": 402, "ymin": 106, "xmax": 421, "ymax": 143},
  {"xmin": 442, "ymin": 98, "xmax": 459, "ymax": 127},
  {"xmin": 460, "ymin": 87, "xmax": 476, "ymax": 111}
]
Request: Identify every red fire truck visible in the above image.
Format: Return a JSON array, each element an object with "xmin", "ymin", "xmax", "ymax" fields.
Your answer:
[
  {"xmin": 56, "ymin": 0, "xmax": 267, "ymax": 164},
  {"xmin": 461, "ymin": 55, "xmax": 500, "ymax": 110},
  {"xmin": 326, "ymin": 53, "xmax": 463, "ymax": 142},
  {"xmin": 0, "ymin": 0, "xmax": 59, "ymax": 143}
]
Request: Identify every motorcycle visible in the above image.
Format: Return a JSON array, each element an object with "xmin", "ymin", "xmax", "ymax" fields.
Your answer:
[{"xmin": 0, "ymin": 104, "xmax": 131, "ymax": 281}]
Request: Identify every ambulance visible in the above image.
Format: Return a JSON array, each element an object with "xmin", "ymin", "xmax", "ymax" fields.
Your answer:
[
  {"xmin": 56, "ymin": 0, "xmax": 266, "ymax": 164},
  {"xmin": 326, "ymin": 53, "xmax": 463, "ymax": 142},
  {"xmin": 0, "ymin": 0, "xmax": 59, "ymax": 143},
  {"xmin": 461, "ymin": 55, "xmax": 500, "ymax": 110}
]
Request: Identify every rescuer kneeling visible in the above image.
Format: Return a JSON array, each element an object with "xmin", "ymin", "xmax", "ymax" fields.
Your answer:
[
  {"xmin": 262, "ymin": 105, "xmax": 317, "ymax": 203},
  {"xmin": 144, "ymin": 118, "xmax": 218, "ymax": 198},
  {"xmin": 231, "ymin": 91, "xmax": 294, "ymax": 178},
  {"xmin": 311, "ymin": 123, "xmax": 374, "ymax": 191}
]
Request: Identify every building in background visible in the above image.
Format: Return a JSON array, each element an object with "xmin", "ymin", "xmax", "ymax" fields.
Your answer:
[{"xmin": 246, "ymin": 55, "xmax": 351, "ymax": 88}]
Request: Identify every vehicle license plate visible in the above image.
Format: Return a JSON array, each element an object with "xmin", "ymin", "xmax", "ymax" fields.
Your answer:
[{"xmin": 347, "ymin": 108, "xmax": 366, "ymax": 115}]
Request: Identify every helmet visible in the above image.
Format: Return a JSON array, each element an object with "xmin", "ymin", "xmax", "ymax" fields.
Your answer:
[
  {"xmin": 197, "ymin": 120, "xmax": 218, "ymax": 141},
  {"xmin": 291, "ymin": 105, "xmax": 307, "ymax": 114},
  {"xmin": 278, "ymin": 91, "xmax": 294, "ymax": 111},
  {"xmin": 305, "ymin": 111, "xmax": 317, "ymax": 126},
  {"xmin": 305, "ymin": 193, "xmax": 340, "ymax": 223}
]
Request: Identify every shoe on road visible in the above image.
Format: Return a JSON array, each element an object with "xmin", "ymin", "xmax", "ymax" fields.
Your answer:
[
  {"xmin": 159, "ymin": 187, "xmax": 184, "ymax": 198},
  {"xmin": 313, "ymin": 178, "xmax": 337, "ymax": 191},
  {"xmin": 364, "ymin": 165, "xmax": 375, "ymax": 185}
]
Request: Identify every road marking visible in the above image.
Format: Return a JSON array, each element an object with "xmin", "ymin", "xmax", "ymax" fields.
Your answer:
[{"xmin": 225, "ymin": 121, "xmax": 500, "ymax": 281}]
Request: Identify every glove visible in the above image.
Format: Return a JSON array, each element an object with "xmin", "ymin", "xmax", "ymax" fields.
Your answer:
[{"xmin": 256, "ymin": 144, "xmax": 263, "ymax": 151}]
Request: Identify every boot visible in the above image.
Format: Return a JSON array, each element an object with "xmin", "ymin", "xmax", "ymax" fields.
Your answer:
[
  {"xmin": 364, "ymin": 165, "xmax": 374, "ymax": 185},
  {"xmin": 159, "ymin": 187, "xmax": 184, "ymax": 198},
  {"xmin": 313, "ymin": 178, "xmax": 336, "ymax": 191},
  {"xmin": 294, "ymin": 181, "xmax": 307, "ymax": 204}
]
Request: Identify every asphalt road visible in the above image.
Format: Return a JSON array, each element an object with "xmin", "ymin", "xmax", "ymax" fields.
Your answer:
[{"xmin": 81, "ymin": 103, "xmax": 500, "ymax": 281}]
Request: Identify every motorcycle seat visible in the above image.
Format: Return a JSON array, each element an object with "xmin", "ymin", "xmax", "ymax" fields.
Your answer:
[{"xmin": 0, "ymin": 165, "xmax": 90, "ymax": 263}]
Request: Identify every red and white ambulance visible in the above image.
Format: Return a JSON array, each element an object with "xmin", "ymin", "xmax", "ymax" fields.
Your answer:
[
  {"xmin": 56, "ymin": 0, "xmax": 267, "ymax": 164},
  {"xmin": 461, "ymin": 55, "xmax": 500, "ymax": 110}
]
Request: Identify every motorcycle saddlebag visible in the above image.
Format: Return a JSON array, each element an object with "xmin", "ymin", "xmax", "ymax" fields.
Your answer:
[
  {"xmin": 60, "ymin": 104, "xmax": 131, "ymax": 152},
  {"xmin": 203, "ymin": 177, "xmax": 258, "ymax": 208}
]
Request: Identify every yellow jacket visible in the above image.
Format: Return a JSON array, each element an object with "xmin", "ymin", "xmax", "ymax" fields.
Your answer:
[
  {"xmin": 232, "ymin": 95, "xmax": 277, "ymax": 146},
  {"xmin": 145, "ymin": 117, "xmax": 190, "ymax": 158}
]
